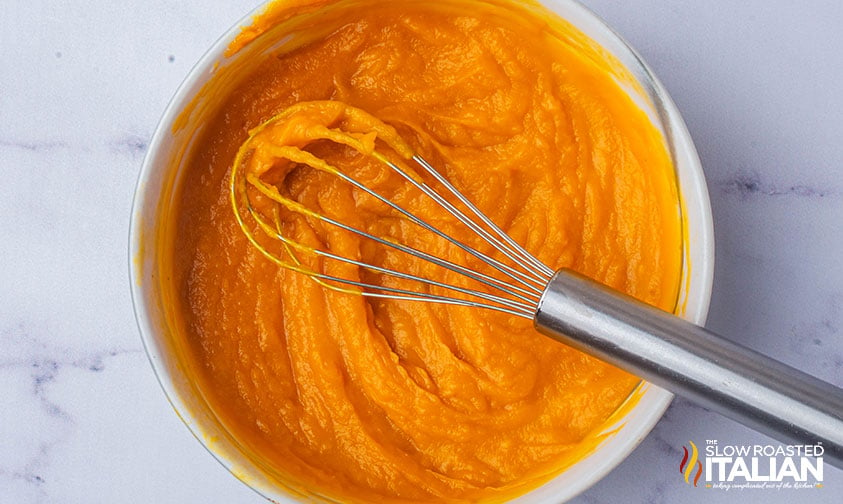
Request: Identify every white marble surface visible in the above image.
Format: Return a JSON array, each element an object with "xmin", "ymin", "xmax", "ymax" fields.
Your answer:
[{"xmin": 1, "ymin": 0, "xmax": 841, "ymax": 502}]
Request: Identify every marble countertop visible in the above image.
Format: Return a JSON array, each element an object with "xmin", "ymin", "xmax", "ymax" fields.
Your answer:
[{"xmin": 1, "ymin": 0, "xmax": 840, "ymax": 502}]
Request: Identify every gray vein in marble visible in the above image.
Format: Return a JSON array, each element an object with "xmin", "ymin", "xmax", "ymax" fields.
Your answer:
[
  {"xmin": 661, "ymin": 397, "xmax": 716, "ymax": 422},
  {"xmin": 717, "ymin": 171, "xmax": 837, "ymax": 199},
  {"xmin": 0, "ymin": 317, "xmax": 142, "ymax": 499},
  {"xmin": 0, "ymin": 139, "xmax": 70, "ymax": 152},
  {"xmin": 0, "ymin": 348, "xmax": 144, "ymax": 375},
  {"xmin": 2, "ymin": 357, "xmax": 73, "ymax": 498},
  {"xmin": 0, "ymin": 345, "xmax": 142, "ymax": 496},
  {"xmin": 786, "ymin": 292, "xmax": 843, "ymax": 385},
  {"xmin": 108, "ymin": 134, "xmax": 149, "ymax": 158},
  {"xmin": 0, "ymin": 134, "xmax": 150, "ymax": 158},
  {"xmin": 0, "ymin": 443, "xmax": 50, "ymax": 498},
  {"xmin": 647, "ymin": 427, "xmax": 683, "ymax": 458}
]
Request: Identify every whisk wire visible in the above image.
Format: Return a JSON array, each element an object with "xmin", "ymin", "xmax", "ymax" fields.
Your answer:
[
  {"xmin": 265, "ymin": 203, "xmax": 535, "ymax": 319},
  {"xmin": 251, "ymin": 146, "xmax": 544, "ymax": 298},
  {"xmin": 246, "ymin": 183, "xmax": 534, "ymax": 314},
  {"xmin": 374, "ymin": 153, "xmax": 551, "ymax": 289},
  {"xmin": 243, "ymin": 195, "xmax": 536, "ymax": 317},
  {"xmin": 247, "ymin": 173, "xmax": 540, "ymax": 308},
  {"xmin": 230, "ymin": 101, "xmax": 552, "ymax": 318},
  {"xmin": 411, "ymin": 155, "xmax": 556, "ymax": 278}
]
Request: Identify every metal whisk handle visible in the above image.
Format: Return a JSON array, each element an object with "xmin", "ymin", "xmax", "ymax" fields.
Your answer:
[{"xmin": 535, "ymin": 269, "xmax": 843, "ymax": 469}]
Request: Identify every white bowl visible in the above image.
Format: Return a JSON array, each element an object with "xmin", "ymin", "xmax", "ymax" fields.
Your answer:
[{"xmin": 129, "ymin": 0, "xmax": 714, "ymax": 502}]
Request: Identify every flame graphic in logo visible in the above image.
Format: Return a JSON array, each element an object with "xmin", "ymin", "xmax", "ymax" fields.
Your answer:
[{"xmin": 679, "ymin": 440, "xmax": 703, "ymax": 487}]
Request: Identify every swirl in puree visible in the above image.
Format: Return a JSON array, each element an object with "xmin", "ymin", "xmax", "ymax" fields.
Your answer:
[{"xmin": 165, "ymin": 0, "xmax": 683, "ymax": 501}]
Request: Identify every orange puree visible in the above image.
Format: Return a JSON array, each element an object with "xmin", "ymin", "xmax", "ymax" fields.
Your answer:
[{"xmin": 166, "ymin": 0, "xmax": 683, "ymax": 502}]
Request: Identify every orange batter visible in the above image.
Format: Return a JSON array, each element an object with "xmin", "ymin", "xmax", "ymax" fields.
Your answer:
[{"xmin": 165, "ymin": 0, "xmax": 683, "ymax": 502}]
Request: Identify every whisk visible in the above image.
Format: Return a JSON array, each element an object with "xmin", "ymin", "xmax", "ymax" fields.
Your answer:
[{"xmin": 231, "ymin": 101, "xmax": 843, "ymax": 467}]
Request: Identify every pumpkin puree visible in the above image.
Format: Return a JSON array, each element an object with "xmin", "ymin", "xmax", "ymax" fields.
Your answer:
[{"xmin": 167, "ymin": 0, "xmax": 683, "ymax": 502}]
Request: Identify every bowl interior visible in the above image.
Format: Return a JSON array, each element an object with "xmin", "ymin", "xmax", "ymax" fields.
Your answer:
[{"xmin": 129, "ymin": 1, "xmax": 714, "ymax": 502}]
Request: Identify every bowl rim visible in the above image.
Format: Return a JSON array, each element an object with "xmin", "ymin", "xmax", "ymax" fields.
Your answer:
[{"xmin": 129, "ymin": 0, "xmax": 715, "ymax": 502}]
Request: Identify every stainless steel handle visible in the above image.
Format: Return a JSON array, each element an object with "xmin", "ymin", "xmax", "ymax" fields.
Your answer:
[{"xmin": 534, "ymin": 269, "xmax": 843, "ymax": 468}]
